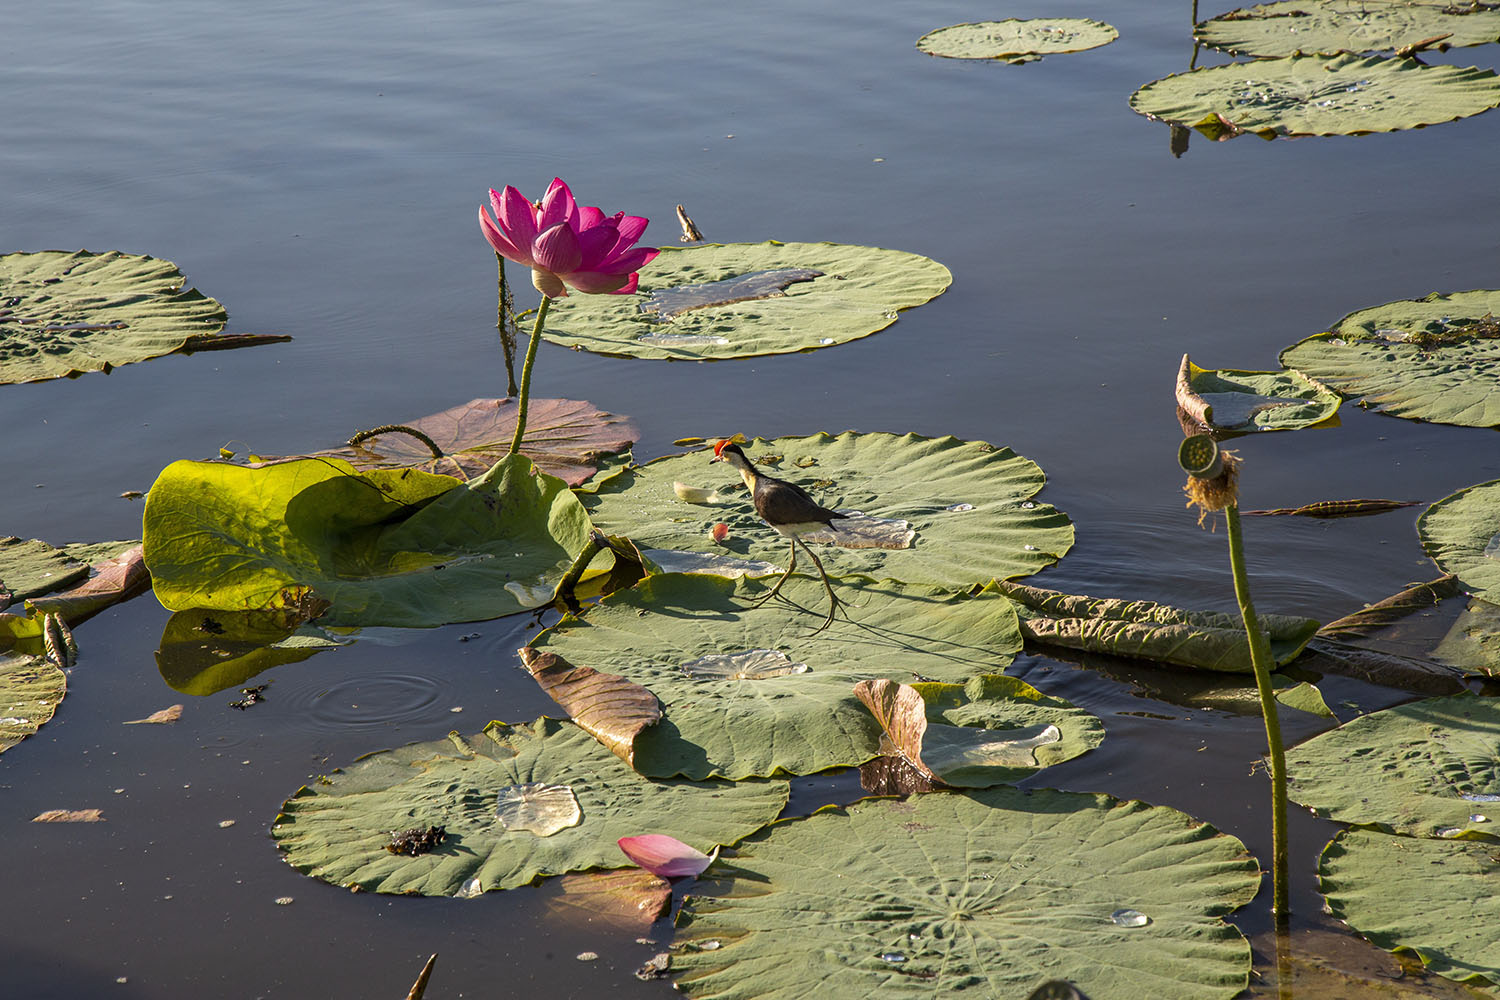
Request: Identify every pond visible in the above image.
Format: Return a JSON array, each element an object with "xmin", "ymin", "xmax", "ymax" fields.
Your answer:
[{"xmin": 4, "ymin": 0, "xmax": 1499, "ymax": 996}]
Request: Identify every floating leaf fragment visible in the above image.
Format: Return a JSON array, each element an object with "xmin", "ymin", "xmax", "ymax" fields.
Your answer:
[
  {"xmin": 540, "ymin": 242, "xmax": 951, "ymax": 360},
  {"xmin": 32, "ymin": 808, "xmax": 104, "ymax": 823},
  {"xmin": 917, "ymin": 18, "xmax": 1118, "ymax": 63},
  {"xmin": 0, "ymin": 250, "xmax": 287, "ymax": 384},
  {"xmin": 1244, "ymin": 498, "xmax": 1421, "ymax": 518},
  {"xmin": 123, "ymin": 704, "xmax": 183, "ymax": 725}
]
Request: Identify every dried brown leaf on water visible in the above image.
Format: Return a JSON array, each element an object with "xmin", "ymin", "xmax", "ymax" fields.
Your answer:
[
  {"xmin": 548, "ymin": 869, "xmax": 673, "ymax": 930},
  {"xmin": 1316, "ymin": 575, "xmax": 1462, "ymax": 640},
  {"xmin": 852, "ymin": 679, "xmax": 941, "ymax": 785},
  {"xmin": 32, "ymin": 809, "xmax": 104, "ymax": 823},
  {"xmin": 29, "ymin": 544, "xmax": 151, "ymax": 627},
  {"xmin": 520, "ymin": 648, "xmax": 662, "ymax": 767},
  {"xmin": 123, "ymin": 704, "xmax": 183, "ymax": 725},
  {"xmin": 405, "ymin": 954, "xmax": 437, "ymax": 1000},
  {"xmin": 1244, "ymin": 499, "xmax": 1422, "ymax": 518}
]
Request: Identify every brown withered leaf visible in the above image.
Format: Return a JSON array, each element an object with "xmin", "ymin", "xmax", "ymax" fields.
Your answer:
[
  {"xmin": 1244, "ymin": 499, "xmax": 1422, "ymax": 518},
  {"xmin": 405, "ymin": 954, "xmax": 437, "ymax": 1000},
  {"xmin": 859, "ymin": 747, "xmax": 941, "ymax": 796},
  {"xmin": 263, "ymin": 398, "xmax": 638, "ymax": 486},
  {"xmin": 520, "ymin": 648, "xmax": 662, "ymax": 767},
  {"xmin": 123, "ymin": 704, "xmax": 183, "ymax": 725},
  {"xmin": 1317, "ymin": 575, "xmax": 1462, "ymax": 640},
  {"xmin": 853, "ymin": 679, "xmax": 943, "ymax": 785},
  {"xmin": 29, "ymin": 544, "xmax": 151, "ymax": 627},
  {"xmin": 32, "ymin": 808, "xmax": 104, "ymax": 822},
  {"xmin": 548, "ymin": 869, "xmax": 672, "ymax": 931}
]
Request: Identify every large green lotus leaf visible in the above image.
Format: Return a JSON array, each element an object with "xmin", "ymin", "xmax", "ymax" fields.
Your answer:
[
  {"xmin": 1433, "ymin": 598, "xmax": 1500, "ymax": 678},
  {"xmin": 1286, "ymin": 693, "xmax": 1500, "ymax": 840},
  {"xmin": 1321, "ymin": 829, "xmax": 1500, "ymax": 985},
  {"xmin": 1281, "ymin": 290, "xmax": 1500, "ymax": 427},
  {"xmin": 0, "ymin": 250, "xmax": 281, "ymax": 384},
  {"xmin": 672, "ymin": 787, "xmax": 1260, "ymax": 999},
  {"xmin": 528, "ymin": 573, "xmax": 1024, "ymax": 779},
  {"xmin": 1419, "ymin": 480, "xmax": 1500, "ymax": 604},
  {"xmin": 584, "ymin": 432, "xmax": 1073, "ymax": 590},
  {"xmin": 538, "ymin": 242, "xmax": 952, "ymax": 360},
  {"xmin": 142, "ymin": 455, "xmax": 593, "ymax": 627},
  {"xmin": 1198, "ymin": 0, "xmax": 1500, "ymax": 58},
  {"xmin": 1181, "ymin": 359, "xmax": 1341, "ymax": 431},
  {"xmin": 916, "ymin": 18, "xmax": 1118, "ymax": 64},
  {"xmin": 1130, "ymin": 53, "xmax": 1500, "ymax": 138},
  {"xmin": 0, "ymin": 536, "xmax": 90, "ymax": 603},
  {"xmin": 272, "ymin": 718, "xmax": 789, "ymax": 895},
  {"xmin": 261, "ymin": 398, "xmax": 639, "ymax": 487},
  {"xmin": 0, "ymin": 652, "xmax": 65, "ymax": 754},
  {"xmin": 995, "ymin": 581, "xmax": 1321, "ymax": 673}
]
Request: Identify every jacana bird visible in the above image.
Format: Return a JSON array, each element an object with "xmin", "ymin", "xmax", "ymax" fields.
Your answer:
[{"xmin": 712, "ymin": 440, "xmax": 848, "ymax": 631}]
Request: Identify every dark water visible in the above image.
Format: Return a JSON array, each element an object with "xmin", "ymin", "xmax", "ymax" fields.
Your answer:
[{"xmin": 4, "ymin": 0, "xmax": 1498, "ymax": 995}]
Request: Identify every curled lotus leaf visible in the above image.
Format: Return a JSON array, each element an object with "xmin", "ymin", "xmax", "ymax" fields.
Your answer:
[
  {"xmin": 1419, "ymin": 479, "xmax": 1500, "ymax": 605},
  {"xmin": 271, "ymin": 718, "xmax": 788, "ymax": 895},
  {"xmin": 1281, "ymin": 289, "xmax": 1500, "ymax": 427},
  {"xmin": 583, "ymin": 431, "xmax": 1073, "ymax": 591},
  {"xmin": 0, "ymin": 250, "xmax": 285, "ymax": 384},
  {"xmin": 538, "ymin": 242, "xmax": 952, "ymax": 360},
  {"xmin": 526, "ymin": 573, "xmax": 1024, "ymax": 779},
  {"xmin": 1177, "ymin": 355, "xmax": 1340, "ymax": 432},
  {"xmin": 142, "ymin": 454, "xmax": 592, "ymax": 628},
  {"xmin": 672, "ymin": 787, "xmax": 1259, "ymax": 999},
  {"xmin": 1320, "ymin": 829, "xmax": 1500, "ymax": 986},
  {"xmin": 0, "ymin": 652, "xmax": 65, "ymax": 754},
  {"xmin": 1130, "ymin": 53, "xmax": 1500, "ymax": 138},
  {"xmin": 1198, "ymin": 0, "xmax": 1500, "ymax": 58},
  {"xmin": 1286, "ymin": 692, "xmax": 1500, "ymax": 839},
  {"xmin": 917, "ymin": 18, "xmax": 1118, "ymax": 64},
  {"xmin": 261, "ymin": 398, "xmax": 638, "ymax": 487}
]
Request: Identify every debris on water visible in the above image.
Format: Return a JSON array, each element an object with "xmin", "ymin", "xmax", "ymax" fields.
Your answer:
[
  {"xmin": 274, "ymin": 896, "xmax": 294, "ymax": 906},
  {"xmin": 576, "ymin": 952, "xmax": 599, "ymax": 962},
  {"xmin": 229, "ymin": 684, "xmax": 268, "ymax": 710},
  {"xmin": 386, "ymin": 825, "xmax": 447, "ymax": 856},
  {"xmin": 458, "ymin": 632, "xmax": 481, "ymax": 642},
  {"xmin": 218, "ymin": 819, "xmax": 236, "ymax": 828},
  {"xmin": 635, "ymin": 953, "xmax": 671, "ymax": 981}
]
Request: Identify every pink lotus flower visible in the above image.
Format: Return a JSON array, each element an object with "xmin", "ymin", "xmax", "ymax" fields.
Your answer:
[
  {"xmin": 479, "ymin": 178, "xmax": 659, "ymax": 298},
  {"xmin": 617, "ymin": 834, "xmax": 716, "ymax": 878}
]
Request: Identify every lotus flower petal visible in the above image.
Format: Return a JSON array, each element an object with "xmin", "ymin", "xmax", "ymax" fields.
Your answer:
[
  {"xmin": 564, "ymin": 270, "xmax": 633, "ymax": 295},
  {"xmin": 537, "ymin": 178, "xmax": 575, "ymax": 232},
  {"xmin": 496, "ymin": 186, "xmax": 539, "ymax": 257},
  {"xmin": 478, "ymin": 205, "xmax": 528, "ymax": 264},
  {"xmin": 597, "ymin": 245, "xmax": 658, "ymax": 275},
  {"xmin": 575, "ymin": 223, "xmax": 621, "ymax": 268},
  {"xmin": 614, "ymin": 214, "xmax": 649, "ymax": 245},
  {"xmin": 577, "ymin": 205, "xmax": 606, "ymax": 229},
  {"xmin": 617, "ymin": 834, "xmax": 714, "ymax": 878},
  {"xmin": 533, "ymin": 223, "xmax": 584, "ymax": 275}
]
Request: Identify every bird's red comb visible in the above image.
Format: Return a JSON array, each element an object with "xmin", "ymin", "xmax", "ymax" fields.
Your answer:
[{"xmin": 713, "ymin": 439, "xmax": 732, "ymax": 457}]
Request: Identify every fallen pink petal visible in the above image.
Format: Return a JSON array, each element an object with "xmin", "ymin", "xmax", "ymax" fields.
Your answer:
[{"xmin": 617, "ymin": 834, "xmax": 715, "ymax": 878}]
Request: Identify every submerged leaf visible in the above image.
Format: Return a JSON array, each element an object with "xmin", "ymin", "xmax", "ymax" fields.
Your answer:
[
  {"xmin": 548, "ymin": 869, "xmax": 673, "ymax": 929},
  {"xmin": 0, "ymin": 250, "xmax": 285, "ymax": 384},
  {"xmin": 265, "ymin": 398, "xmax": 638, "ymax": 487},
  {"xmin": 1197, "ymin": 0, "xmax": 1500, "ymax": 59},
  {"xmin": 916, "ymin": 18, "xmax": 1118, "ymax": 63},
  {"xmin": 672, "ymin": 788, "xmax": 1259, "ymax": 1000},
  {"xmin": 540, "ymin": 242, "xmax": 951, "ymax": 360},
  {"xmin": 1316, "ymin": 575, "xmax": 1461, "ymax": 639},
  {"xmin": 585, "ymin": 432, "xmax": 1073, "ymax": 591},
  {"xmin": 995, "ymin": 580, "xmax": 1321, "ymax": 672},
  {"xmin": 1131, "ymin": 53, "xmax": 1500, "ymax": 138},
  {"xmin": 527, "ymin": 573, "xmax": 1024, "ymax": 779},
  {"xmin": 0, "ymin": 652, "xmax": 65, "ymax": 754},
  {"xmin": 1419, "ymin": 479, "xmax": 1500, "ymax": 604},
  {"xmin": 155, "ymin": 607, "xmax": 337, "ymax": 695},
  {"xmin": 143, "ymin": 455, "xmax": 592, "ymax": 627},
  {"xmin": 272, "ymin": 719, "xmax": 787, "ymax": 896},
  {"xmin": 1282, "ymin": 289, "xmax": 1500, "ymax": 427},
  {"xmin": 1287, "ymin": 692, "xmax": 1500, "ymax": 839}
]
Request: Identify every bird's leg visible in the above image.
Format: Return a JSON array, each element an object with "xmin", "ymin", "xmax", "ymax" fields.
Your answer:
[
  {"xmin": 750, "ymin": 538, "xmax": 798, "ymax": 607},
  {"xmin": 795, "ymin": 536, "xmax": 846, "ymax": 633}
]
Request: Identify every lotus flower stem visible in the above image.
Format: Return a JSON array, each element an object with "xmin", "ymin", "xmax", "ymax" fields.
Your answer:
[
  {"xmin": 495, "ymin": 253, "xmax": 519, "ymax": 397},
  {"xmin": 346, "ymin": 424, "xmax": 443, "ymax": 459},
  {"xmin": 507, "ymin": 295, "xmax": 552, "ymax": 457},
  {"xmin": 1225, "ymin": 502, "xmax": 1290, "ymax": 918}
]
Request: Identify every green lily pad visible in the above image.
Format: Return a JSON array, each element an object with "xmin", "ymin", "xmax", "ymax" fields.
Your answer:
[
  {"xmin": 0, "ymin": 250, "xmax": 284, "ymax": 384},
  {"xmin": 1281, "ymin": 290, "xmax": 1500, "ymax": 427},
  {"xmin": 583, "ymin": 432, "xmax": 1073, "ymax": 591},
  {"xmin": 857, "ymin": 675, "xmax": 1103, "ymax": 787},
  {"xmin": 1286, "ymin": 693, "xmax": 1500, "ymax": 840},
  {"xmin": 917, "ymin": 18, "xmax": 1118, "ymax": 64},
  {"xmin": 672, "ymin": 787, "xmax": 1260, "ymax": 999},
  {"xmin": 1419, "ymin": 480, "xmax": 1500, "ymax": 605},
  {"xmin": 1178, "ymin": 356, "xmax": 1341, "ymax": 431},
  {"xmin": 142, "ymin": 454, "xmax": 593, "ymax": 627},
  {"xmin": 271, "ymin": 718, "xmax": 788, "ymax": 895},
  {"xmin": 0, "ymin": 536, "xmax": 90, "ymax": 603},
  {"xmin": 0, "ymin": 652, "xmax": 65, "ymax": 754},
  {"xmin": 1130, "ymin": 53, "xmax": 1500, "ymax": 138},
  {"xmin": 994, "ymin": 581, "xmax": 1322, "ymax": 673},
  {"xmin": 527, "ymin": 573, "xmax": 1025, "ymax": 779},
  {"xmin": 262, "ymin": 398, "xmax": 639, "ymax": 487},
  {"xmin": 539, "ymin": 242, "xmax": 952, "ymax": 360},
  {"xmin": 1320, "ymin": 829, "xmax": 1500, "ymax": 986},
  {"xmin": 1433, "ymin": 598, "xmax": 1500, "ymax": 677},
  {"xmin": 1198, "ymin": 0, "xmax": 1500, "ymax": 59}
]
